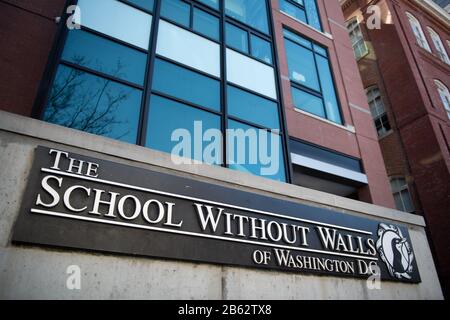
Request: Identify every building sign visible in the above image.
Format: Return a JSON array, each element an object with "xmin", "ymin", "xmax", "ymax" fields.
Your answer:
[{"xmin": 12, "ymin": 147, "xmax": 421, "ymax": 283}]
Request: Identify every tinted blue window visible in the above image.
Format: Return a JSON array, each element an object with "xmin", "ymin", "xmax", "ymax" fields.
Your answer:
[
  {"xmin": 313, "ymin": 44, "xmax": 327, "ymax": 57},
  {"xmin": 225, "ymin": 0, "xmax": 269, "ymax": 34},
  {"xmin": 283, "ymin": 29, "xmax": 312, "ymax": 48},
  {"xmin": 147, "ymin": 95, "xmax": 221, "ymax": 164},
  {"xmin": 279, "ymin": 0, "xmax": 322, "ymax": 31},
  {"xmin": 285, "ymin": 39, "xmax": 320, "ymax": 91},
  {"xmin": 226, "ymin": 23, "xmax": 249, "ymax": 53},
  {"xmin": 227, "ymin": 120, "xmax": 286, "ymax": 182},
  {"xmin": 196, "ymin": 0, "xmax": 219, "ymax": 10},
  {"xmin": 126, "ymin": 0, "xmax": 155, "ymax": 11},
  {"xmin": 161, "ymin": 0, "xmax": 190, "ymax": 27},
  {"xmin": 250, "ymin": 35, "xmax": 273, "ymax": 64},
  {"xmin": 304, "ymin": 0, "xmax": 322, "ymax": 31},
  {"xmin": 316, "ymin": 55, "xmax": 342, "ymax": 124},
  {"xmin": 227, "ymin": 86, "xmax": 279, "ymax": 129},
  {"xmin": 61, "ymin": 30, "xmax": 147, "ymax": 85},
  {"xmin": 43, "ymin": 65, "xmax": 141, "ymax": 144},
  {"xmin": 279, "ymin": 0, "xmax": 307, "ymax": 24},
  {"xmin": 193, "ymin": 8, "xmax": 220, "ymax": 40},
  {"xmin": 152, "ymin": 58, "xmax": 221, "ymax": 111},
  {"xmin": 291, "ymin": 87, "xmax": 325, "ymax": 118}
]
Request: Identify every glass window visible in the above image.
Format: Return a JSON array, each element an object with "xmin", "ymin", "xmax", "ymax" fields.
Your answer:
[
  {"xmin": 195, "ymin": 0, "xmax": 219, "ymax": 10},
  {"xmin": 291, "ymin": 87, "xmax": 325, "ymax": 118},
  {"xmin": 304, "ymin": 0, "xmax": 321, "ymax": 31},
  {"xmin": 43, "ymin": 65, "xmax": 142, "ymax": 144},
  {"xmin": 62, "ymin": 30, "xmax": 147, "ymax": 86},
  {"xmin": 146, "ymin": 95, "xmax": 221, "ymax": 164},
  {"xmin": 279, "ymin": 0, "xmax": 322, "ymax": 31},
  {"xmin": 284, "ymin": 38, "xmax": 320, "ymax": 91},
  {"xmin": 251, "ymin": 35, "xmax": 273, "ymax": 64},
  {"xmin": 226, "ymin": 48, "xmax": 277, "ymax": 99},
  {"xmin": 225, "ymin": 0, "xmax": 269, "ymax": 34},
  {"xmin": 366, "ymin": 86, "xmax": 391, "ymax": 136},
  {"xmin": 280, "ymin": 0, "xmax": 307, "ymax": 24},
  {"xmin": 160, "ymin": 0, "xmax": 191, "ymax": 27},
  {"xmin": 227, "ymin": 85, "xmax": 280, "ymax": 129},
  {"xmin": 390, "ymin": 178, "xmax": 415, "ymax": 213},
  {"xmin": 76, "ymin": 0, "xmax": 153, "ymax": 50},
  {"xmin": 193, "ymin": 8, "xmax": 220, "ymax": 40},
  {"xmin": 406, "ymin": 12, "xmax": 431, "ymax": 52},
  {"xmin": 152, "ymin": 58, "xmax": 221, "ymax": 111},
  {"xmin": 316, "ymin": 55, "xmax": 341, "ymax": 124},
  {"xmin": 283, "ymin": 29, "xmax": 342, "ymax": 124},
  {"xmin": 226, "ymin": 23, "xmax": 249, "ymax": 53},
  {"xmin": 346, "ymin": 17, "xmax": 368, "ymax": 59},
  {"xmin": 428, "ymin": 27, "xmax": 450, "ymax": 64},
  {"xmin": 435, "ymin": 80, "xmax": 450, "ymax": 120},
  {"xmin": 126, "ymin": 0, "xmax": 155, "ymax": 11},
  {"xmin": 227, "ymin": 120, "xmax": 286, "ymax": 182},
  {"xmin": 156, "ymin": 20, "xmax": 221, "ymax": 77}
]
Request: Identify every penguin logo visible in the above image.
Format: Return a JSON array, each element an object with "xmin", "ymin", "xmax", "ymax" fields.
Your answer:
[{"xmin": 376, "ymin": 224, "xmax": 414, "ymax": 280}]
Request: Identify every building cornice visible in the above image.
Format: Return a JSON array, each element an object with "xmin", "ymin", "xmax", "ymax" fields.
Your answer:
[{"xmin": 412, "ymin": 0, "xmax": 450, "ymax": 28}]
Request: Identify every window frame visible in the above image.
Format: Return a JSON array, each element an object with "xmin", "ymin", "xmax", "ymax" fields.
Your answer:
[
  {"xmin": 279, "ymin": 0, "xmax": 323, "ymax": 32},
  {"xmin": 283, "ymin": 28, "xmax": 343, "ymax": 125},
  {"xmin": 435, "ymin": 80, "xmax": 450, "ymax": 120},
  {"xmin": 405, "ymin": 12, "xmax": 432, "ymax": 52},
  {"xmin": 346, "ymin": 17, "xmax": 369, "ymax": 60},
  {"xmin": 365, "ymin": 86, "xmax": 392, "ymax": 137},
  {"xmin": 427, "ymin": 27, "xmax": 450, "ymax": 65},
  {"xmin": 390, "ymin": 177, "xmax": 415, "ymax": 213}
]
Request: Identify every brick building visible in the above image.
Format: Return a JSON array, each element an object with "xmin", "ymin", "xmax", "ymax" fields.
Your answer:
[
  {"xmin": 0, "ymin": 0, "xmax": 443, "ymax": 299},
  {"xmin": 341, "ymin": 0, "xmax": 450, "ymax": 297}
]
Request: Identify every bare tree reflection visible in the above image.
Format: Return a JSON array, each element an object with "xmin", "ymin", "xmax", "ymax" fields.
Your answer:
[{"xmin": 44, "ymin": 57, "xmax": 133, "ymax": 141}]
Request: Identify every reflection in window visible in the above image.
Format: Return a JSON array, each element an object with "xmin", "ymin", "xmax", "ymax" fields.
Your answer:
[
  {"xmin": 225, "ymin": 0, "xmax": 269, "ymax": 34},
  {"xmin": 390, "ymin": 178, "xmax": 415, "ymax": 213},
  {"xmin": 152, "ymin": 58, "xmax": 221, "ymax": 111},
  {"xmin": 226, "ymin": 23, "xmax": 249, "ymax": 53},
  {"xmin": 43, "ymin": 65, "xmax": 141, "ymax": 144},
  {"xmin": 346, "ymin": 17, "xmax": 368, "ymax": 59},
  {"xmin": 250, "ymin": 35, "xmax": 273, "ymax": 64},
  {"xmin": 279, "ymin": 0, "xmax": 322, "ymax": 31},
  {"xmin": 225, "ymin": 23, "xmax": 273, "ymax": 64},
  {"xmin": 193, "ymin": 8, "xmax": 220, "ymax": 40},
  {"xmin": 284, "ymin": 29, "xmax": 342, "ymax": 124},
  {"xmin": 366, "ymin": 86, "xmax": 391, "ymax": 137},
  {"xmin": 227, "ymin": 85, "xmax": 280, "ymax": 129},
  {"xmin": 161, "ymin": 0, "xmax": 191, "ymax": 27},
  {"xmin": 62, "ymin": 30, "xmax": 147, "ymax": 85}
]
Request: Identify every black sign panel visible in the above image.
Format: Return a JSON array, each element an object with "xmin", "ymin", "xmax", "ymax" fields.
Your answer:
[{"xmin": 12, "ymin": 147, "xmax": 421, "ymax": 282}]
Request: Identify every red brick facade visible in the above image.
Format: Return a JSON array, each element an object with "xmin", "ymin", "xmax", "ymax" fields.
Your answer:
[
  {"xmin": 271, "ymin": 0, "xmax": 395, "ymax": 208},
  {"xmin": 342, "ymin": 0, "xmax": 450, "ymax": 297}
]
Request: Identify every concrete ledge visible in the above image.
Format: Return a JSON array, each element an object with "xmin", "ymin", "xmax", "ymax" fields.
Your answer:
[{"xmin": 0, "ymin": 110, "xmax": 426, "ymax": 227}]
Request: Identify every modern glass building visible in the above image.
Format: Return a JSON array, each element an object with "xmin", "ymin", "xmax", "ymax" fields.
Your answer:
[{"xmin": 30, "ymin": 0, "xmax": 391, "ymax": 203}]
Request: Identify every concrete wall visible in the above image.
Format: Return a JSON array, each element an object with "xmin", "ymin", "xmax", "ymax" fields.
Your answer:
[{"xmin": 0, "ymin": 111, "xmax": 443, "ymax": 299}]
